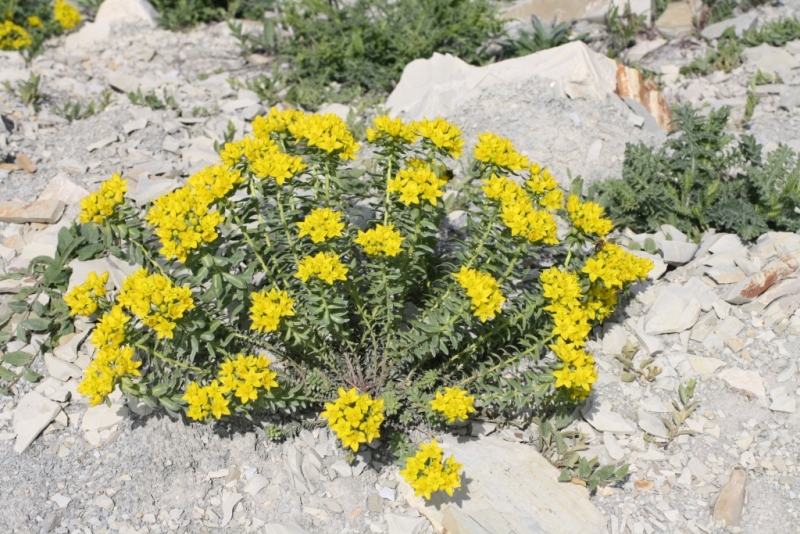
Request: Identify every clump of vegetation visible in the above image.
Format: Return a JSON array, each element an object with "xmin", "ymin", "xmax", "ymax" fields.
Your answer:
[
  {"xmin": 502, "ymin": 15, "xmax": 585, "ymax": 58},
  {"xmin": 4, "ymin": 110, "xmax": 653, "ymax": 498},
  {"xmin": 127, "ymin": 88, "xmax": 179, "ymax": 112},
  {"xmin": 682, "ymin": 27, "xmax": 744, "ymax": 76},
  {"xmin": 52, "ymin": 90, "xmax": 112, "ymax": 122},
  {"xmin": 150, "ymin": 0, "xmax": 275, "ymax": 30},
  {"xmin": 605, "ymin": 3, "xmax": 646, "ymax": 58},
  {"xmin": 2, "ymin": 72, "xmax": 44, "ymax": 111},
  {"xmin": 592, "ymin": 104, "xmax": 800, "ymax": 241},
  {"xmin": 1, "ymin": 0, "xmax": 83, "ymax": 64}
]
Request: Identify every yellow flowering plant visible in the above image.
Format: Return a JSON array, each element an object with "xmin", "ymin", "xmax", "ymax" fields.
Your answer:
[
  {"xmin": 39, "ymin": 107, "xmax": 654, "ymax": 498},
  {"xmin": 1, "ymin": 0, "xmax": 82, "ymax": 64}
]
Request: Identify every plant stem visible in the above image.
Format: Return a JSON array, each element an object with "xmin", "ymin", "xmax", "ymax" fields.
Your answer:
[{"xmin": 135, "ymin": 342, "xmax": 202, "ymax": 371}]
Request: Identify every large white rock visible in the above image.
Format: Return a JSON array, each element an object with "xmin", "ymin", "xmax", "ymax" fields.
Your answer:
[
  {"xmin": 701, "ymin": 11, "xmax": 758, "ymax": 40},
  {"xmin": 81, "ymin": 403, "xmax": 129, "ymax": 432},
  {"xmin": 37, "ymin": 174, "xmax": 89, "ymax": 204},
  {"xmin": 401, "ymin": 436, "xmax": 607, "ymax": 534},
  {"xmin": 581, "ymin": 397, "xmax": 636, "ymax": 433},
  {"xmin": 718, "ymin": 368, "xmax": 765, "ymax": 400},
  {"xmin": 387, "ymin": 42, "xmax": 622, "ymax": 121},
  {"xmin": 13, "ymin": 391, "xmax": 61, "ymax": 454},
  {"xmin": 64, "ymin": 21, "xmax": 112, "ymax": 50},
  {"xmin": 95, "ymin": 0, "xmax": 158, "ymax": 27},
  {"xmin": 644, "ymin": 286, "xmax": 702, "ymax": 335}
]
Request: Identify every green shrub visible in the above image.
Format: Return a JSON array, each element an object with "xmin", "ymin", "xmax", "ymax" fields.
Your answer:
[
  {"xmin": 150, "ymin": 0, "xmax": 274, "ymax": 29},
  {"xmin": 605, "ymin": 3, "xmax": 645, "ymax": 58},
  {"xmin": 591, "ymin": 105, "xmax": 800, "ymax": 241},
  {"xmin": 1, "ymin": 0, "xmax": 83, "ymax": 64},
  {"xmin": 4, "ymin": 110, "xmax": 653, "ymax": 495},
  {"xmin": 682, "ymin": 27, "xmax": 743, "ymax": 76},
  {"xmin": 277, "ymin": 0, "xmax": 503, "ymax": 101},
  {"xmin": 502, "ymin": 15, "xmax": 585, "ymax": 58}
]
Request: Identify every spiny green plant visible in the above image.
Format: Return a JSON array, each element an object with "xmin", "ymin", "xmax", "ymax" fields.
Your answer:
[
  {"xmin": 502, "ymin": 15, "xmax": 585, "ymax": 58},
  {"xmin": 127, "ymin": 88, "xmax": 179, "ymax": 112},
  {"xmin": 6, "ymin": 109, "xmax": 655, "ymax": 500},
  {"xmin": 591, "ymin": 104, "xmax": 800, "ymax": 241},
  {"xmin": 51, "ymin": 90, "xmax": 111, "ymax": 122},
  {"xmin": 2, "ymin": 72, "xmax": 44, "ymax": 111},
  {"xmin": 605, "ymin": 3, "xmax": 645, "ymax": 58}
]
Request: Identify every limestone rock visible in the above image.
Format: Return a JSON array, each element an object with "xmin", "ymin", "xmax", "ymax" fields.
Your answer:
[
  {"xmin": 402, "ymin": 436, "xmax": 607, "ymax": 534},
  {"xmin": 386, "ymin": 42, "xmax": 670, "ymax": 130},
  {"xmin": 701, "ymin": 11, "xmax": 758, "ymax": 40},
  {"xmin": 644, "ymin": 286, "xmax": 701, "ymax": 335},
  {"xmin": 769, "ymin": 387, "xmax": 796, "ymax": 413},
  {"xmin": 655, "ymin": 2, "xmax": 694, "ymax": 38},
  {"xmin": 81, "ymin": 403, "xmax": 129, "ymax": 432},
  {"xmin": 131, "ymin": 178, "xmax": 181, "ymax": 206},
  {"xmin": 37, "ymin": 174, "xmax": 89, "ymax": 204},
  {"xmin": 95, "ymin": 0, "xmax": 158, "ymax": 27},
  {"xmin": 44, "ymin": 353, "xmax": 83, "ymax": 381},
  {"xmin": 582, "ymin": 397, "xmax": 636, "ymax": 433},
  {"xmin": 713, "ymin": 468, "xmax": 746, "ymax": 526},
  {"xmin": 637, "ymin": 410, "xmax": 669, "ymax": 439},
  {"xmin": 501, "ymin": 0, "xmax": 611, "ymax": 23},
  {"xmin": 687, "ymin": 355, "xmax": 726, "ymax": 377},
  {"xmin": 262, "ymin": 524, "xmax": 312, "ymax": 534},
  {"xmin": 386, "ymin": 512, "xmax": 428, "ymax": 534},
  {"xmin": 718, "ymin": 368, "xmax": 765, "ymax": 400},
  {"xmin": 742, "ymin": 44, "xmax": 800, "ymax": 80},
  {"xmin": 724, "ymin": 253, "xmax": 799, "ymax": 304},
  {"xmin": 13, "ymin": 391, "xmax": 61, "ymax": 454},
  {"xmin": 0, "ymin": 199, "xmax": 65, "ymax": 224}
]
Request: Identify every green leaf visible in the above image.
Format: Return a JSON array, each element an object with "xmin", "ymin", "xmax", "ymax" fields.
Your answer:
[
  {"xmin": 221, "ymin": 272, "xmax": 247, "ymax": 289},
  {"xmin": 19, "ymin": 318, "xmax": 52, "ymax": 332},
  {"xmin": 22, "ymin": 368, "xmax": 42, "ymax": 383},
  {"xmin": 160, "ymin": 396, "xmax": 181, "ymax": 412},
  {"xmin": 2, "ymin": 351, "xmax": 34, "ymax": 367},
  {"xmin": 594, "ymin": 464, "xmax": 616, "ymax": 481},
  {"xmin": 0, "ymin": 366, "xmax": 17, "ymax": 381},
  {"xmin": 558, "ymin": 470, "xmax": 573, "ymax": 482}
]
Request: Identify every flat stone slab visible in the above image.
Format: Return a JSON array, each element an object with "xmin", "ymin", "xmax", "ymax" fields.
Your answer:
[
  {"xmin": 0, "ymin": 199, "xmax": 65, "ymax": 224},
  {"xmin": 13, "ymin": 391, "xmax": 61, "ymax": 454},
  {"xmin": 401, "ymin": 436, "xmax": 607, "ymax": 534}
]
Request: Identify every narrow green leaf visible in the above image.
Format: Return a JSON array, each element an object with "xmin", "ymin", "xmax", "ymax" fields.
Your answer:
[{"xmin": 2, "ymin": 351, "xmax": 35, "ymax": 366}]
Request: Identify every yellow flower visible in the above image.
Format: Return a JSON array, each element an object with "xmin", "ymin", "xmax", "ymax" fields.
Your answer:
[
  {"xmin": 145, "ymin": 185, "xmax": 224, "ymax": 263},
  {"xmin": 566, "ymin": 195, "xmax": 614, "ymax": 237},
  {"xmin": 64, "ymin": 271, "xmax": 109, "ymax": 316},
  {"xmin": 413, "ymin": 118, "xmax": 464, "ymax": 159},
  {"xmin": 430, "ymin": 387, "xmax": 475, "ymax": 423},
  {"xmin": 217, "ymin": 353, "xmax": 279, "ymax": 405},
  {"xmin": 186, "ymin": 165, "xmax": 243, "ymax": 204},
  {"xmin": 252, "ymin": 108, "xmax": 305, "ymax": 139},
  {"xmin": 79, "ymin": 173, "xmax": 129, "ymax": 225},
  {"xmin": 297, "ymin": 208, "xmax": 345, "ymax": 243},
  {"xmin": 54, "ymin": 0, "xmax": 81, "ymax": 30},
  {"xmin": 354, "ymin": 224, "xmax": 404, "ymax": 257},
  {"xmin": 453, "ymin": 266, "xmax": 505, "ymax": 322},
  {"xmin": 367, "ymin": 115, "xmax": 419, "ymax": 145},
  {"xmin": 399, "ymin": 440, "xmax": 463, "ymax": 500},
  {"xmin": 27, "ymin": 16, "xmax": 43, "ymax": 28},
  {"xmin": 0, "ymin": 21, "xmax": 32, "ymax": 50},
  {"xmin": 90, "ymin": 305, "xmax": 129, "ymax": 349},
  {"xmin": 539, "ymin": 189, "xmax": 564, "ymax": 211},
  {"xmin": 474, "ymin": 132, "xmax": 529, "ymax": 171},
  {"xmin": 249, "ymin": 288, "xmax": 295, "ymax": 333},
  {"xmin": 388, "ymin": 159, "xmax": 448, "ymax": 206},
  {"xmin": 320, "ymin": 388, "xmax": 384, "ymax": 452},
  {"xmin": 249, "ymin": 141, "xmax": 307, "ymax": 185},
  {"xmin": 482, "ymin": 174, "xmax": 559, "ymax": 245},
  {"xmin": 295, "ymin": 252, "xmax": 348, "ymax": 285},
  {"xmin": 526, "ymin": 164, "xmax": 558, "ymax": 194},
  {"xmin": 78, "ymin": 344, "xmax": 141, "ymax": 406},
  {"xmin": 117, "ymin": 269, "xmax": 195, "ymax": 339},
  {"xmin": 287, "ymin": 112, "xmax": 360, "ymax": 160}
]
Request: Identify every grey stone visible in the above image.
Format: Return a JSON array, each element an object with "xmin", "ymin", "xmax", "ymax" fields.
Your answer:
[
  {"xmin": 13, "ymin": 391, "xmax": 60, "ymax": 454},
  {"xmin": 262, "ymin": 523, "xmax": 312, "ymax": 534},
  {"xmin": 742, "ymin": 44, "xmax": 800, "ymax": 79},
  {"xmin": 330, "ymin": 459, "xmax": 352, "ymax": 477},
  {"xmin": 50, "ymin": 493, "xmax": 71, "ymax": 509},
  {"xmin": 637, "ymin": 410, "xmax": 669, "ymax": 439},
  {"xmin": 108, "ymin": 74, "xmax": 141, "ymax": 93},
  {"xmin": 220, "ymin": 491, "xmax": 242, "ymax": 528},
  {"xmin": 87, "ymin": 135, "xmax": 119, "ymax": 152},
  {"xmin": 714, "ymin": 469, "xmax": 746, "ymax": 526},
  {"xmin": 769, "ymin": 387, "xmax": 796, "ymax": 413},
  {"xmin": 688, "ymin": 355, "xmax": 726, "ymax": 377},
  {"xmin": 244, "ymin": 474, "xmax": 269, "ymax": 495},
  {"xmin": 718, "ymin": 368, "xmax": 765, "ymax": 400},
  {"xmin": 402, "ymin": 435, "xmax": 607, "ymax": 534},
  {"xmin": 95, "ymin": 0, "xmax": 158, "ymax": 26},
  {"xmin": 81, "ymin": 403, "xmax": 129, "ymax": 432},
  {"xmin": 130, "ymin": 178, "xmax": 181, "ymax": 206},
  {"xmin": 44, "ymin": 353, "xmax": 83, "ymax": 381},
  {"xmin": 621, "ymin": 96, "xmax": 662, "ymax": 134},
  {"xmin": 655, "ymin": 2, "xmax": 694, "ymax": 37},
  {"xmin": 367, "ymin": 493, "xmax": 383, "ymax": 513},
  {"xmin": 385, "ymin": 512, "xmax": 427, "ymax": 534},
  {"xmin": 644, "ymin": 287, "xmax": 701, "ymax": 335},
  {"xmin": 581, "ymin": 398, "xmax": 636, "ymax": 434},
  {"xmin": 91, "ymin": 495, "xmax": 115, "ymax": 510},
  {"xmin": 123, "ymin": 118, "xmax": 148, "ymax": 135},
  {"xmin": 701, "ymin": 12, "xmax": 758, "ymax": 40}
]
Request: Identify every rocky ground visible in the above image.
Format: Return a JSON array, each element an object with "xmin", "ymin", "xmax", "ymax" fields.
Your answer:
[{"xmin": 1, "ymin": 0, "xmax": 800, "ymax": 533}]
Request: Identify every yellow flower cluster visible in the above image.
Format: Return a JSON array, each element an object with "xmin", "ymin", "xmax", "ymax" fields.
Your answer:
[
  {"xmin": 287, "ymin": 112, "xmax": 360, "ymax": 160},
  {"xmin": 0, "ymin": 21, "xmax": 31, "ymax": 50},
  {"xmin": 540, "ymin": 267, "xmax": 595, "ymax": 399},
  {"xmin": 295, "ymin": 252, "xmax": 348, "ymax": 284},
  {"xmin": 64, "ymin": 271, "xmax": 109, "ymax": 316},
  {"xmin": 430, "ymin": 387, "xmax": 475, "ymax": 423},
  {"xmin": 388, "ymin": 159, "xmax": 448, "ymax": 206},
  {"xmin": 248, "ymin": 140, "xmax": 307, "ymax": 185},
  {"xmin": 415, "ymin": 118, "xmax": 464, "ymax": 159},
  {"xmin": 27, "ymin": 16, "xmax": 43, "ymax": 28},
  {"xmin": 183, "ymin": 380, "xmax": 230, "ymax": 420},
  {"xmin": 526, "ymin": 164, "xmax": 564, "ymax": 211},
  {"xmin": 549, "ymin": 338, "xmax": 597, "ymax": 399},
  {"xmin": 218, "ymin": 353, "xmax": 279, "ymax": 404},
  {"xmin": 566, "ymin": 195, "xmax": 614, "ymax": 237},
  {"xmin": 474, "ymin": 133, "xmax": 530, "ymax": 171},
  {"xmin": 399, "ymin": 440, "xmax": 463, "ymax": 500},
  {"xmin": 54, "ymin": 0, "xmax": 81, "ymax": 30},
  {"xmin": 367, "ymin": 115, "xmax": 419, "ymax": 145},
  {"xmin": 297, "ymin": 208, "xmax": 345, "ymax": 243},
  {"xmin": 80, "ymin": 305, "xmax": 139, "ymax": 406},
  {"xmin": 453, "ymin": 266, "xmax": 505, "ymax": 322},
  {"xmin": 186, "ymin": 165, "xmax": 243, "ymax": 204},
  {"xmin": 482, "ymin": 174, "xmax": 559, "ymax": 245},
  {"xmin": 249, "ymin": 288, "xmax": 295, "ymax": 333},
  {"xmin": 354, "ymin": 224, "xmax": 404, "ymax": 257},
  {"xmin": 117, "ymin": 269, "xmax": 195, "ymax": 339},
  {"xmin": 582, "ymin": 243, "xmax": 654, "ymax": 289},
  {"xmin": 252, "ymin": 107, "xmax": 305, "ymax": 138},
  {"xmin": 78, "ymin": 344, "xmax": 141, "ymax": 406},
  {"xmin": 320, "ymin": 387, "xmax": 384, "ymax": 451},
  {"xmin": 79, "ymin": 173, "xmax": 129, "ymax": 224}
]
